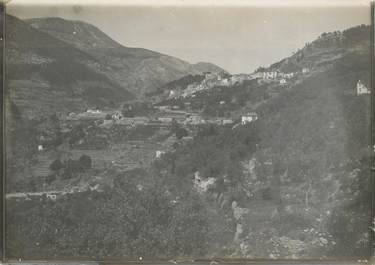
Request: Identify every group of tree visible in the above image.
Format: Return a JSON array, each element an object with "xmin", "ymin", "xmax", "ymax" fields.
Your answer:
[
  {"xmin": 49, "ymin": 154, "xmax": 92, "ymax": 180},
  {"xmin": 6, "ymin": 167, "xmax": 233, "ymax": 258}
]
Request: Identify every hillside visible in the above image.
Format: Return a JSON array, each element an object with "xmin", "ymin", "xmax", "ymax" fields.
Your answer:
[
  {"xmin": 26, "ymin": 17, "xmax": 227, "ymax": 97},
  {"xmin": 6, "ymin": 15, "xmax": 135, "ymax": 119},
  {"xmin": 192, "ymin": 61, "xmax": 227, "ymax": 74},
  {"xmin": 5, "ymin": 24, "xmax": 372, "ymax": 259},
  {"xmin": 267, "ymin": 24, "xmax": 370, "ymax": 79},
  {"xmin": 147, "ymin": 24, "xmax": 373, "ymax": 257}
]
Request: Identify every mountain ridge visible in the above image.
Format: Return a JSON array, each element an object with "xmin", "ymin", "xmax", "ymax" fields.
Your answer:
[
  {"xmin": 6, "ymin": 14, "xmax": 135, "ymax": 120},
  {"xmin": 26, "ymin": 16, "xmax": 228, "ymax": 97}
]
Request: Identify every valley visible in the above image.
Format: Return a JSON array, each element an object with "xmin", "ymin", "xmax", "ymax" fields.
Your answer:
[{"xmin": 4, "ymin": 13, "xmax": 372, "ymax": 260}]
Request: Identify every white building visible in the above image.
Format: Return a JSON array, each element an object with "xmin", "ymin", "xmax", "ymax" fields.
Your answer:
[
  {"xmin": 169, "ymin": 90, "xmax": 177, "ymax": 98},
  {"xmin": 302, "ymin": 68, "xmax": 310, "ymax": 74},
  {"xmin": 282, "ymin": 72, "xmax": 294, "ymax": 79},
  {"xmin": 46, "ymin": 194, "xmax": 57, "ymax": 200},
  {"xmin": 262, "ymin": 71, "xmax": 278, "ymax": 79},
  {"xmin": 155, "ymin": 150, "xmax": 166, "ymax": 158},
  {"xmin": 87, "ymin": 108, "xmax": 102, "ymax": 114},
  {"xmin": 156, "ymin": 105, "xmax": 171, "ymax": 111},
  {"xmin": 222, "ymin": 119, "xmax": 234, "ymax": 125},
  {"xmin": 221, "ymin": 78, "xmax": 230, "ymax": 85},
  {"xmin": 158, "ymin": 117, "xmax": 173, "ymax": 123},
  {"xmin": 357, "ymin": 80, "xmax": 370, "ymax": 95},
  {"xmin": 38, "ymin": 145, "xmax": 44, "ymax": 151},
  {"xmin": 280, "ymin": 79, "xmax": 287, "ymax": 85},
  {"xmin": 241, "ymin": 112, "xmax": 258, "ymax": 125}
]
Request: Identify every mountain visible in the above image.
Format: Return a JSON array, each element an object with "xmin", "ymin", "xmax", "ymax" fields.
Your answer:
[
  {"xmin": 192, "ymin": 61, "xmax": 227, "ymax": 73},
  {"xmin": 6, "ymin": 15, "xmax": 134, "ymax": 119},
  {"xmin": 26, "ymin": 17, "xmax": 227, "ymax": 97}
]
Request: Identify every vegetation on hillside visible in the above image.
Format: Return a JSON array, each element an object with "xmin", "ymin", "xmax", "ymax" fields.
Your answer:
[{"xmin": 5, "ymin": 23, "xmax": 372, "ymax": 259}]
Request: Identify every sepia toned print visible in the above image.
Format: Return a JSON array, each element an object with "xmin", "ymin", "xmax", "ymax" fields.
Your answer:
[{"xmin": 4, "ymin": 0, "xmax": 372, "ymax": 260}]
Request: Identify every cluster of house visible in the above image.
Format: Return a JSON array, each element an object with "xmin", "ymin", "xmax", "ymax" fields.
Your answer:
[
  {"xmin": 174, "ymin": 72, "xmax": 256, "ymax": 99},
  {"xmin": 154, "ymin": 105, "xmax": 259, "ymax": 126},
  {"xmin": 241, "ymin": 112, "xmax": 258, "ymax": 125},
  {"xmin": 67, "ymin": 108, "xmax": 107, "ymax": 120},
  {"xmin": 86, "ymin": 108, "xmax": 102, "ymax": 114},
  {"xmin": 168, "ymin": 66, "xmax": 313, "ymax": 100},
  {"xmin": 32, "ymin": 184, "xmax": 101, "ymax": 201},
  {"xmin": 255, "ymin": 67, "xmax": 310, "ymax": 85}
]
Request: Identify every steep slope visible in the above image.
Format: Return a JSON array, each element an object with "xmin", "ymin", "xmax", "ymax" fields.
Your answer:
[
  {"xmin": 26, "ymin": 17, "xmax": 227, "ymax": 96},
  {"xmin": 224, "ymin": 25, "xmax": 372, "ymax": 257},
  {"xmin": 6, "ymin": 15, "xmax": 134, "ymax": 119},
  {"xmin": 267, "ymin": 24, "xmax": 370, "ymax": 76},
  {"xmin": 145, "ymin": 25, "xmax": 372, "ymax": 257},
  {"xmin": 252, "ymin": 51, "xmax": 371, "ymax": 257}
]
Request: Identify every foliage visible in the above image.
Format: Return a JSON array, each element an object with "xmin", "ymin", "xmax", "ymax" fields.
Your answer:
[
  {"xmin": 78, "ymin": 154, "xmax": 92, "ymax": 170},
  {"xmin": 49, "ymin": 159, "xmax": 63, "ymax": 171},
  {"xmin": 6, "ymin": 169, "xmax": 230, "ymax": 258}
]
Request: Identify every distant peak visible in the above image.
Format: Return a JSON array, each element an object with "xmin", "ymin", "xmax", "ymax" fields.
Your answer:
[
  {"xmin": 26, "ymin": 16, "xmax": 125, "ymax": 49},
  {"xmin": 193, "ymin": 61, "xmax": 229, "ymax": 74}
]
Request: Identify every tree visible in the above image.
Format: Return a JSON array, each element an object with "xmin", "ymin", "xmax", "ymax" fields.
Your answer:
[
  {"xmin": 49, "ymin": 159, "xmax": 63, "ymax": 171},
  {"xmin": 175, "ymin": 127, "xmax": 188, "ymax": 140},
  {"xmin": 79, "ymin": 154, "xmax": 92, "ymax": 170}
]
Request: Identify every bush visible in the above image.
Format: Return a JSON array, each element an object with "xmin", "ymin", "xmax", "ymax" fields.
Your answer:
[
  {"xmin": 45, "ymin": 174, "xmax": 57, "ymax": 185},
  {"xmin": 78, "ymin": 154, "xmax": 92, "ymax": 170},
  {"xmin": 175, "ymin": 127, "xmax": 188, "ymax": 140},
  {"xmin": 49, "ymin": 159, "xmax": 63, "ymax": 171}
]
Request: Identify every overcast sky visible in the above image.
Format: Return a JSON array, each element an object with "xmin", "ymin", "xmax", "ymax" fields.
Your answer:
[{"xmin": 7, "ymin": 1, "xmax": 371, "ymax": 73}]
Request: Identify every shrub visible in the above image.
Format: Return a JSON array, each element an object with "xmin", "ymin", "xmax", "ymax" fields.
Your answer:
[
  {"xmin": 175, "ymin": 128, "xmax": 188, "ymax": 140},
  {"xmin": 78, "ymin": 154, "xmax": 92, "ymax": 170},
  {"xmin": 49, "ymin": 159, "xmax": 63, "ymax": 171}
]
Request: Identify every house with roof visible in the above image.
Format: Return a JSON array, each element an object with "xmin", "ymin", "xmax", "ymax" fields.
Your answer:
[
  {"xmin": 262, "ymin": 71, "xmax": 278, "ymax": 79},
  {"xmin": 241, "ymin": 112, "xmax": 258, "ymax": 125},
  {"xmin": 155, "ymin": 150, "xmax": 166, "ymax": 159},
  {"xmin": 357, "ymin": 80, "xmax": 370, "ymax": 95},
  {"xmin": 302, "ymin": 67, "xmax": 310, "ymax": 74},
  {"xmin": 86, "ymin": 108, "xmax": 102, "ymax": 114},
  {"xmin": 46, "ymin": 193, "xmax": 57, "ymax": 200}
]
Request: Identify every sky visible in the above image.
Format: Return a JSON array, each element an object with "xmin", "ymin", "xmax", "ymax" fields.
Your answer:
[{"xmin": 7, "ymin": 0, "xmax": 371, "ymax": 74}]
